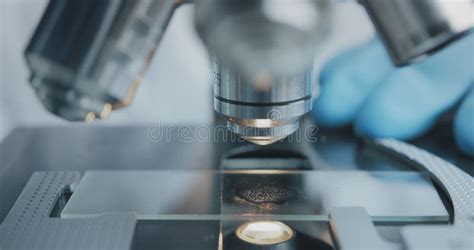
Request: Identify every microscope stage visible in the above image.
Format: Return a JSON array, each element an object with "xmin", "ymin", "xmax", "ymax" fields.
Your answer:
[{"xmin": 0, "ymin": 126, "xmax": 472, "ymax": 250}]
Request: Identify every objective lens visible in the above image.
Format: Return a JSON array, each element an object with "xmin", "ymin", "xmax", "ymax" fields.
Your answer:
[
  {"xmin": 25, "ymin": 1, "xmax": 178, "ymax": 121},
  {"xmin": 236, "ymin": 221, "xmax": 294, "ymax": 245},
  {"xmin": 213, "ymin": 61, "xmax": 313, "ymax": 145}
]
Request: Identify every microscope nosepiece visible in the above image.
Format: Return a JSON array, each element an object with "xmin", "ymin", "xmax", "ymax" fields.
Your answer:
[{"xmin": 214, "ymin": 62, "xmax": 313, "ymax": 145}]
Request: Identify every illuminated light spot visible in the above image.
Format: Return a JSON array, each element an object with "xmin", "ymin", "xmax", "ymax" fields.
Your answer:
[{"xmin": 236, "ymin": 221, "xmax": 294, "ymax": 245}]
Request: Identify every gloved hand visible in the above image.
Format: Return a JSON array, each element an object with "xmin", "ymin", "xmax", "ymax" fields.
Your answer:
[{"xmin": 312, "ymin": 32, "xmax": 474, "ymax": 156}]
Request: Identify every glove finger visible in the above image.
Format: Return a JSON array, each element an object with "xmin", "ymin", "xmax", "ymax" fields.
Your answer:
[
  {"xmin": 454, "ymin": 86, "xmax": 474, "ymax": 157},
  {"xmin": 312, "ymin": 38, "xmax": 393, "ymax": 127},
  {"xmin": 355, "ymin": 33, "xmax": 474, "ymax": 140}
]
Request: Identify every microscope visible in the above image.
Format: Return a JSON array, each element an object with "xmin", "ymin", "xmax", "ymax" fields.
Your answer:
[
  {"xmin": 24, "ymin": 0, "xmax": 472, "ymax": 145},
  {"xmin": 0, "ymin": 1, "xmax": 472, "ymax": 250}
]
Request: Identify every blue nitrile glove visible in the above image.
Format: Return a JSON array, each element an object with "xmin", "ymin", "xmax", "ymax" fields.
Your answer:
[{"xmin": 312, "ymin": 32, "xmax": 474, "ymax": 156}]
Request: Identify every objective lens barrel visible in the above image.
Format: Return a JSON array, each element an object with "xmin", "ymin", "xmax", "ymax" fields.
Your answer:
[
  {"xmin": 213, "ymin": 60, "xmax": 313, "ymax": 145},
  {"xmin": 25, "ymin": 0, "xmax": 178, "ymax": 121},
  {"xmin": 195, "ymin": 0, "xmax": 331, "ymax": 78},
  {"xmin": 196, "ymin": 0, "xmax": 330, "ymax": 144},
  {"xmin": 360, "ymin": 0, "xmax": 473, "ymax": 66}
]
